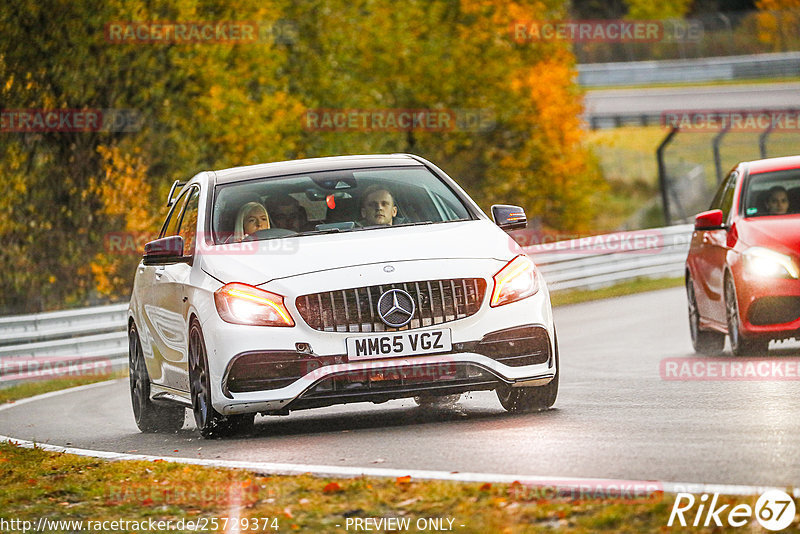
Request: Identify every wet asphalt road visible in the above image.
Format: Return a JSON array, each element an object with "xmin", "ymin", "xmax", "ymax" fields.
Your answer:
[{"xmin": 2, "ymin": 287, "xmax": 800, "ymax": 487}]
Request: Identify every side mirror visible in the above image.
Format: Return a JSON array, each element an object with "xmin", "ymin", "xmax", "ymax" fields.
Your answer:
[
  {"xmin": 491, "ymin": 204, "xmax": 527, "ymax": 230},
  {"xmin": 694, "ymin": 209, "xmax": 725, "ymax": 231},
  {"xmin": 143, "ymin": 236, "xmax": 186, "ymax": 265}
]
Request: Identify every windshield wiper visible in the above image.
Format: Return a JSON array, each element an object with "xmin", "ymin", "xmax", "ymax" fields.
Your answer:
[
  {"xmin": 391, "ymin": 220, "xmax": 435, "ymax": 228},
  {"xmin": 295, "ymin": 227, "xmax": 357, "ymax": 236}
]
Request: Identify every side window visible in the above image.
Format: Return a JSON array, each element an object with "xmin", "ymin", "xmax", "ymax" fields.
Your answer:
[
  {"xmin": 161, "ymin": 191, "xmax": 190, "ymax": 238},
  {"xmin": 709, "ymin": 172, "xmax": 733, "ymax": 210},
  {"xmin": 719, "ymin": 173, "xmax": 738, "ymax": 222},
  {"xmin": 178, "ymin": 188, "xmax": 201, "ymax": 256}
]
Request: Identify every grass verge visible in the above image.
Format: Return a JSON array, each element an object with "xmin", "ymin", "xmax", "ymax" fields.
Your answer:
[
  {"xmin": 0, "ymin": 369, "xmax": 127, "ymax": 405},
  {"xmin": 550, "ymin": 277, "xmax": 684, "ymax": 307},
  {"xmin": 0, "ymin": 438, "xmax": 774, "ymax": 533}
]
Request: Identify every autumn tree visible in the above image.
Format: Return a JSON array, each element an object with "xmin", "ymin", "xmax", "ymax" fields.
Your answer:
[
  {"xmin": 1, "ymin": 0, "xmax": 601, "ymax": 311},
  {"xmin": 0, "ymin": 0, "xmax": 304, "ymax": 310},
  {"xmin": 624, "ymin": 0, "xmax": 694, "ymax": 19},
  {"xmin": 283, "ymin": 0, "xmax": 602, "ymax": 232},
  {"xmin": 755, "ymin": 0, "xmax": 800, "ymax": 51}
]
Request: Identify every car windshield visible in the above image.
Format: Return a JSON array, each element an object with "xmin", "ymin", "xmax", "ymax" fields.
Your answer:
[
  {"xmin": 743, "ymin": 168, "xmax": 800, "ymax": 218},
  {"xmin": 211, "ymin": 166, "xmax": 473, "ymax": 244}
]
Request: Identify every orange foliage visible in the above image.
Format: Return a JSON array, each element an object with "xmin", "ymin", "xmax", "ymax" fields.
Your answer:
[{"xmin": 90, "ymin": 144, "xmax": 156, "ymax": 297}]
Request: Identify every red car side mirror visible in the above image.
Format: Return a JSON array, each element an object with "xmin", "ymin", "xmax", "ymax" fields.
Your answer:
[{"xmin": 694, "ymin": 209, "xmax": 725, "ymax": 231}]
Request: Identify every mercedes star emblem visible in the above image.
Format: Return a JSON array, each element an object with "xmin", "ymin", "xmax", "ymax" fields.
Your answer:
[{"xmin": 377, "ymin": 289, "xmax": 415, "ymax": 328}]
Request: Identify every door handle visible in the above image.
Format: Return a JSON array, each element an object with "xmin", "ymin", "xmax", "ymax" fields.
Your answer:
[{"xmin": 154, "ymin": 266, "xmax": 165, "ymax": 279}]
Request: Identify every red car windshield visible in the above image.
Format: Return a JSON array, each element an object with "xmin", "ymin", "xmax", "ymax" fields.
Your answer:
[{"xmin": 743, "ymin": 168, "xmax": 800, "ymax": 218}]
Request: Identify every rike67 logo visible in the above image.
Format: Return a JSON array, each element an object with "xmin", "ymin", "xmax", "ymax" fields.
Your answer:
[{"xmin": 668, "ymin": 490, "xmax": 797, "ymax": 531}]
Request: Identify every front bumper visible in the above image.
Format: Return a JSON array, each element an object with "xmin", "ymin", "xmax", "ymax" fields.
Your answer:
[
  {"xmin": 200, "ymin": 282, "xmax": 556, "ymax": 415},
  {"xmin": 736, "ymin": 267, "xmax": 800, "ymax": 338},
  {"xmin": 218, "ymin": 324, "xmax": 554, "ymax": 414}
]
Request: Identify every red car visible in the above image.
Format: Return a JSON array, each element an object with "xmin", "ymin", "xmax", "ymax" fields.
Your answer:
[{"xmin": 686, "ymin": 155, "xmax": 800, "ymax": 355}]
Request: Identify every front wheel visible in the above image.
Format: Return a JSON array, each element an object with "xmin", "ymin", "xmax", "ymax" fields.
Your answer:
[
  {"xmin": 686, "ymin": 274, "xmax": 724, "ymax": 355},
  {"xmin": 497, "ymin": 330, "xmax": 559, "ymax": 412},
  {"xmin": 129, "ymin": 324, "xmax": 185, "ymax": 433},
  {"xmin": 188, "ymin": 322, "xmax": 254, "ymax": 438},
  {"xmin": 725, "ymin": 276, "xmax": 768, "ymax": 356}
]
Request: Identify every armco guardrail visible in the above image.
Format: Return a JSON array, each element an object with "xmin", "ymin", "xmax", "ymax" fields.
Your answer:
[
  {"xmin": 0, "ymin": 224, "xmax": 694, "ymax": 384},
  {"xmin": 524, "ymin": 224, "xmax": 693, "ymax": 292},
  {"xmin": 0, "ymin": 303, "xmax": 129, "ymax": 386},
  {"xmin": 578, "ymin": 52, "xmax": 800, "ymax": 87}
]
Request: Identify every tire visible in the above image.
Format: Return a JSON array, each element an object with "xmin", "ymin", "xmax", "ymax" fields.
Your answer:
[
  {"xmin": 129, "ymin": 324, "xmax": 185, "ymax": 433},
  {"xmin": 188, "ymin": 321, "xmax": 254, "ymax": 438},
  {"xmin": 725, "ymin": 276, "xmax": 769, "ymax": 356},
  {"xmin": 413, "ymin": 394, "xmax": 462, "ymax": 408},
  {"xmin": 496, "ymin": 330, "xmax": 559, "ymax": 412},
  {"xmin": 686, "ymin": 275, "xmax": 724, "ymax": 355}
]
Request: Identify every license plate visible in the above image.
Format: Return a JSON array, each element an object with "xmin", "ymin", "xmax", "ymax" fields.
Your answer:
[{"xmin": 346, "ymin": 329, "xmax": 452, "ymax": 361}]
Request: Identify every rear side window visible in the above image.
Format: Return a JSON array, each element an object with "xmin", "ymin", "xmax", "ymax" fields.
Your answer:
[
  {"xmin": 161, "ymin": 190, "xmax": 190, "ymax": 238},
  {"xmin": 178, "ymin": 188, "xmax": 201, "ymax": 255},
  {"xmin": 709, "ymin": 171, "xmax": 737, "ymax": 223},
  {"xmin": 719, "ymin": 177, "xmax": 736, "ymax": 222}
]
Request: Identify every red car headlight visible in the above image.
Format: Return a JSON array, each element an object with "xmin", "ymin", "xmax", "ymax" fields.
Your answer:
[
  {"xmin": 743, "ymin": 247, "xmax": 799, "ymax": 279},
  {"xmin": 490, "ymin": 255, "xmax": 539, "ymax": 307},
  {"xmin": 214, "ymin": 283, "xmax": 295, "ymax": 327}
]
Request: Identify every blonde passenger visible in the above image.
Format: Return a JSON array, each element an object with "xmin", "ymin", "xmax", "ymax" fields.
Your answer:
[{"xmin": 233, "ymin": 202, "xmax": 269, "ymax": 242}]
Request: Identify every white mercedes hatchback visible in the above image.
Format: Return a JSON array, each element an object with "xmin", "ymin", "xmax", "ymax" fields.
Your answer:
[{"xmin": 128, "ymin": 154, "xmax": 559, "ymax": 437}]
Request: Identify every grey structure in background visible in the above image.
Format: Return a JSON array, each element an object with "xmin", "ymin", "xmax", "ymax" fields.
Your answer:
[{"xmin": 579, "ymin": 52, "xmax": 800, "ymax": 88}]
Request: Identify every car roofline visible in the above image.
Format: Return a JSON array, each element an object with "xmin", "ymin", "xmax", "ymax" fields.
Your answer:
[
  {"xmin": 210, "ymin": 154, "xmax": 424, "ymax": 184},
  {"xmin": 741, "ymin": 155, "xmax": 800, "ymax": 175}
]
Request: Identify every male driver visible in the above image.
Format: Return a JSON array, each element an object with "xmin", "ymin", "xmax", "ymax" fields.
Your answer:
[{"xmin": 360, "ymin": 185, "xmax": 397, "ymax": 226}]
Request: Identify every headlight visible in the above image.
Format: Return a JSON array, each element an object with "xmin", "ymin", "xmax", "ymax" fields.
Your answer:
[
  {"xmin": 743, "ymin": 247, "xmax": 799, "ymax": 279},
  {"xmin": 490, "ymin": 255, "xmax": 539, "ymax": 307},
  {"xmin": 214, "ymin": 283, "xmax": 295, "ymax": 326}
]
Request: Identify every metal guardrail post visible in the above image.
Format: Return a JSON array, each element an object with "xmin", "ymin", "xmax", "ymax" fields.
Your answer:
[
  {"xmin": 657, "ymin": 127, "xmax": 679, "ymax": 226},
  {"xmin": 759, "ymin": 123, "xmax": 774, "ymax": 159},
  {"xmin": 713, "ymin": 124, "xmax": 731, "ymax": 184}
]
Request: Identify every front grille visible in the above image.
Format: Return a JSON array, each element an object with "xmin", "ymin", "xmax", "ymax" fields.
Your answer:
[
  {"xmin": 296, "ymin": 278, "xmax": 486, "ymax": 332},
  {"xmin": 298, "ymin": 362, "xmax": 496, "ymax": 400},
  {"xmin": 286, "ymin": 362, "xmax": 500, "ymax": 410},
  {"xmin": 223, "ymin": 351, "xmax": 342, "ymax": 394},
  {"xmin": 475, "ymin": 325, "xmax": 551, "ymax": 366},
  {"xmin": 748, "ymin": 296, "xmax": 800, "ymax": 326}
]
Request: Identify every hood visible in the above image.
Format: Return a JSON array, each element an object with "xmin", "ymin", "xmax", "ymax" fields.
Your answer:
[
  {"xmin": 736, "ymin": 215, "xmax": 800, "ymax": 255},
  {"xmin": 199, "ymin": 220, "xmax": 524, "ymax": 286}
]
